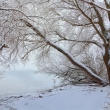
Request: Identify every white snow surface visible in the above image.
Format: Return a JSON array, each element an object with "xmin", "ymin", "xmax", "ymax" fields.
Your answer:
[{"xmin": 0, "ymin": 85, "xmax": 110, "ymax": 110}]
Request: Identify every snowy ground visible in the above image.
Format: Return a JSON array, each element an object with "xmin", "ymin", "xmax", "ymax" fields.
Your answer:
[{"xmin": 0, "ymin": 85, "xmax": 110, "ymax": 110}]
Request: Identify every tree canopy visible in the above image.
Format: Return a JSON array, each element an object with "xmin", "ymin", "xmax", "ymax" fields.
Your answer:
[{"xmin": 0, "ymin": 0, "xmax": 110, "ymax": 85}]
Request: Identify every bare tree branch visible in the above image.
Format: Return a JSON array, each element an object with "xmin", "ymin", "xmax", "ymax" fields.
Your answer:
[
  {"xmin": 21, "ymin": 19, "xmax": 107, "ymax": 85},
  {"xmin": 75, "ymin": 0, "xmax": 107, "ymax": 44},
  {"xmin": 80, "ymin": 0, "xmax": 110, "ymax": 12}
]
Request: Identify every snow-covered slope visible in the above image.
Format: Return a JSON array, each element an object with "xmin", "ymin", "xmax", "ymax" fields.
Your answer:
[{"xmin": 0, "ymin": 85, "xmax": 110, "ymax": 110}]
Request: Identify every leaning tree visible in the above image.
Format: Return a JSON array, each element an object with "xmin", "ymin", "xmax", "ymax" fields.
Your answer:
[{"xmin": 0, "ymin": 0, "xmax": 109, "ymax": 85}]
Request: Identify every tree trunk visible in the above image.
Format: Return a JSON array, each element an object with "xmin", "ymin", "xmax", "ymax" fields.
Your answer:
[{"xmin": 103, "ymin": 44, "xmax": 110, "ymax": 82}]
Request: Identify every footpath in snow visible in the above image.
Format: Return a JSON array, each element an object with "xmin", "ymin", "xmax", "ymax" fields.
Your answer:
[{"xmin": 0, "ymin": 85, "xmax": 110, "ymax": 110}]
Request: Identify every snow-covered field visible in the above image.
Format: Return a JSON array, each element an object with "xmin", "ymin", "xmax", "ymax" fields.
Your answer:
[{"xmin": 0, "ymin": 85, "xmax": 110, "ymax": 110}]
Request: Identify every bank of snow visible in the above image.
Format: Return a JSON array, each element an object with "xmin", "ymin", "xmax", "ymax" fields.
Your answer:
[{"xmin": 0, "ymin": 85, "xmax": 110, "ymax": 110}]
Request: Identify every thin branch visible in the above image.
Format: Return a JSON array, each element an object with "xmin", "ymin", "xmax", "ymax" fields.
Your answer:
[
  {"xmin": 55, "ymin": 32, "xmax": 103, "ymax": 49},
  {"xmin": 80, "ymin": 0, "xmax": 110, "ymax": 12},
  {"xmin": 92, "ymin": 2, "xmax": 107, "ymax": 37},
  {"xmin": 0, "ymin": 8, "xmax": 28, "ymax": 18},
  {"xmin": 104, "ymin": 0, "xmax": 110, "ymax": 20},
  {"xmin": 21, "ymin": 43, "xmax": 45, "ymax": 59},
  {"xmin": 75, "ymin": 0, "xmax": 107, "ymax": 44},
  {"xmin": 62, "ymin": 17, "xmax": 99, "ymax": 26}
]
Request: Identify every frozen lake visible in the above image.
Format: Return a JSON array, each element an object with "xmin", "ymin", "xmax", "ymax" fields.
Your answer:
[{"xmin": 0, "ymin": 62, "xmax": 61, "ymax": 96}]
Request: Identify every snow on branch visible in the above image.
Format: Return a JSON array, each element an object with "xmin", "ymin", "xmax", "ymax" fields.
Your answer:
[
  {"xmin": 47, "ymin": 39, "xmax": 107, "ymax": 85},
  {"xmin": 21, "ymin": 19, "xmax": 107, "ymax": 85}
]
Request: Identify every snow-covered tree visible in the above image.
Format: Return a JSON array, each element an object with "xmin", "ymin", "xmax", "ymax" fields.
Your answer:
[{"xmin": 0, "ymin": 0, "xmax": 109, "ymax": 85}]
